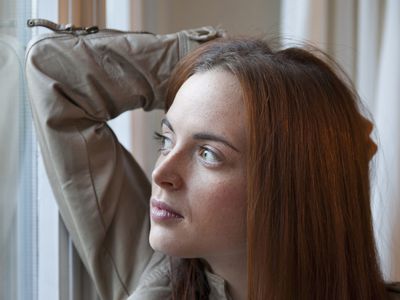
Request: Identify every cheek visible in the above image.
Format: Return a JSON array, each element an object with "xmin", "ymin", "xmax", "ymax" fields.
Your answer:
[
  {"xmin": 190, "ymin": 174, "xmax": 247, "ymax": 238},
  {"xmin": 194, "ymin": 171, "xmax": 246, "ymax": 208},
  {"xmin": 206, "ymin": 181, "xmax": 246, "ymax": 212}
]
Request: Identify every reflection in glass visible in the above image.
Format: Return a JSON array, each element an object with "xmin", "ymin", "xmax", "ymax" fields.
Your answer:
[{"xmin": 0, "ymin": 0, "xmax": 36, "ymax": 299}]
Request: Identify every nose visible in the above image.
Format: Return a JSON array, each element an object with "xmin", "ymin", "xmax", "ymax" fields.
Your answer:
[{"xmin": 152, "ymin": 151, "xmax": 184, "ymax": 191}]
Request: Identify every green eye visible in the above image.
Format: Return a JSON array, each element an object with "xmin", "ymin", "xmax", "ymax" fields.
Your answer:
[{"xmin": 199, "ymin": 147, "xmax": 220, "ymax": 163}]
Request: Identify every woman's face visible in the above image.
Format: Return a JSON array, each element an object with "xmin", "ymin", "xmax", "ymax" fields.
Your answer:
[{"xmin": 149, "ymin": 69, "xmax": 247, "ymax": 261}]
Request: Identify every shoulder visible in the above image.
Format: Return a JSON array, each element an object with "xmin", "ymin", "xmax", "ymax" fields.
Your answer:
[
  {"xmin": 387, "ymin": 282, "xmax": 400, "ymax": 300},
  {"xmin": 128, "ymin": 252, "xmax": 172, "ymax": 300},
  {"xmin": 126, "ymin": 253, "xmax": 231, "ymax": 300}
]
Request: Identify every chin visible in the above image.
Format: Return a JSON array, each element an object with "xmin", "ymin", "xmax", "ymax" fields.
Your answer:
[{"xmin": 149, "ymin": 225, "xmax": 196, "ymax": 258}]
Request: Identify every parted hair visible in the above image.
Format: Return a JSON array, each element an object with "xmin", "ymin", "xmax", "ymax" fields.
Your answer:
[{"xmin": 165, "ymin": 37, "xmax": 386, "ymax": 300}]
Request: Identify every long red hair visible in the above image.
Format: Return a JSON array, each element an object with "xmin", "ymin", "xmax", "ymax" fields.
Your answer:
[{"xmin": 165, "ymin": 38, "xmax": 386, "ymax": 299}]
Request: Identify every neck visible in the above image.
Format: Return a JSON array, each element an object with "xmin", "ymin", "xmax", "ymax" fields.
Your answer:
[{"xmin": 204, "ymin": 251, "xmax": 247, "ymax": 300}]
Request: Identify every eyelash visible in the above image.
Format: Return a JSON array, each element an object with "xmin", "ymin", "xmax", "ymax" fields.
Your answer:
[
  {"xmin": 153, "ymin": 131, "xmax": 222, "ymax": 165},
  {"xmin": 153, "ymin": 131, "xmax": 172, "ymax": 153}
]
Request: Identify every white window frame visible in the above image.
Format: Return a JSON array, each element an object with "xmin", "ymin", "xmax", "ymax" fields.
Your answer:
[{"xmin": 34, "ymin": 2, "xmax": 60, "ymax": 299}]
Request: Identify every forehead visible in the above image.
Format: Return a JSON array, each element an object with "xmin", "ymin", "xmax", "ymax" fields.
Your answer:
[{"xmin": 166, "ymin": 69, "xmax": 245, "ymax": 135}]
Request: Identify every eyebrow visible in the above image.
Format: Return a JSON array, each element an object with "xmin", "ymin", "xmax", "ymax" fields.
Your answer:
[
  {"xmin": 161, "ymin": 118, "xmax": 240, "ymax": 152},
  {"xmin": 161, "ymin": 118, "xmax": 174, "ymax": 132}
]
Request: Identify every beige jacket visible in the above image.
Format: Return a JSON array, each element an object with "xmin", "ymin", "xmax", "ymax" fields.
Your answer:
[{"xmin": 25, "ymin": 25, "xmax": 230, "ymax": 300}]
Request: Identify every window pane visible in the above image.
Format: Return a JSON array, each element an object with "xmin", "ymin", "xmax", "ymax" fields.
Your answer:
[{"xmin": 0, "ymin": 0, "xmax": 36, "ymax": 299}]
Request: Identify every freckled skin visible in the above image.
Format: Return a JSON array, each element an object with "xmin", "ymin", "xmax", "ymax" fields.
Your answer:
[{"xmin": 149, "ymin": 69, "xmax": 247, "ymax": 261}]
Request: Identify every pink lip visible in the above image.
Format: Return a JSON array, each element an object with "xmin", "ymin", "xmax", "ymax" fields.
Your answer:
[{"xmin": 150, "ymin": 199, "xmax": 183, "ymax": 222}]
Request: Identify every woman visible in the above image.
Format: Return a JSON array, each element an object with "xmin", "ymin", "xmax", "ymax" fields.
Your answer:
[
  {"xmin": 26, "ymin": 22, "xmax": 397, "ymax": 299},
  {"xmin": 163, "ymin": 38, "xmax": 387, "ymax": 299}
]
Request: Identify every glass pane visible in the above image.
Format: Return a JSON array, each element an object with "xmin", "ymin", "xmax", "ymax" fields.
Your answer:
[{"xmin": 0, "ymin": 0, "xmax": 36, "ymax": 299}]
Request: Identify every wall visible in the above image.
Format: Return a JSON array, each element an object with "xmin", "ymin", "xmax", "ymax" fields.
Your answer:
[
  {"xmin": 130, "ymin": 0, "xmax": 281, "ymax": 177},
  {"xmin": 142, "ymin": 0, "xmax": 280, "ymax": 35}
]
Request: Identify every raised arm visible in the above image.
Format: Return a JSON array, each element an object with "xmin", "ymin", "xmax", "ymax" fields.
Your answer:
[{"xmin": 25, "ymin": 25, "xmax": 221, "ymax": 300}]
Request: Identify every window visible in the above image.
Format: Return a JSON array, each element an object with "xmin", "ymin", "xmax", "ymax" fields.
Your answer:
[{"xmin": 0, "ymin": 0, "xmax": 37, "ymax": 299}]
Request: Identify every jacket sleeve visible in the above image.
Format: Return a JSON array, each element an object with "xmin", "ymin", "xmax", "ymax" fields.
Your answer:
[{"xmin": 25, "ymin": 27, "xmax": 221, "ymax": 300}]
